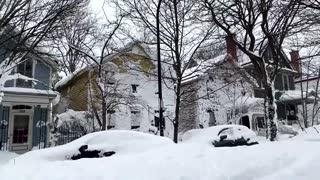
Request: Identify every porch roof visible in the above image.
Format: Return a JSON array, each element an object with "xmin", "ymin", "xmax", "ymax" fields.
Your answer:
[
  {"xmin": 2, "ymin": 87, "xmax": 56, "ymax": 98},
  {"xmin": 278, "ymin": 90, "xmax": 318, "ymax": 104}
]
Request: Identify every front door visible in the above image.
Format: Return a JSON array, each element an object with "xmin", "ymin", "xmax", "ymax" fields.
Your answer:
[{"xmin": 10, "ymin": 115, "xmax": 31, "ymax": 153}]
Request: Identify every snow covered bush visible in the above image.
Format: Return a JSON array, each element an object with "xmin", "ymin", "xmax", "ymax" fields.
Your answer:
[{"xmin": 49, "ymin": 109, "xmax": 99, "ymax": 146}]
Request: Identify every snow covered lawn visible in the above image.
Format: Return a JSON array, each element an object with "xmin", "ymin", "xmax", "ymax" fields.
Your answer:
[{"xmin": 1, "ymin": 128, "xmax": 320, "ymax": 180}]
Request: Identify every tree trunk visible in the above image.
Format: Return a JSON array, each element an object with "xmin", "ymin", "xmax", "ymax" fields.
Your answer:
[
  {"xmin": 265, "ymin": 85, "xmax": 277, "ymax": 141},
  {"xmin": 101, "ymin": 94, "xmax": 107, "ymax": 130},
  {"xmin": 173, "ymin": 81, "xmax": 181, "ymax": 143}
]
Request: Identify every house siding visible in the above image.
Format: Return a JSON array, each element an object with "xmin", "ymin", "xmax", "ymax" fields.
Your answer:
[
  {"xmin": 0, "ymin": 34, "xmax": 15, "ymax": 63},
  {"xmin": 4, "ymin": 60, "xmax": 51, "ymax": 90},
  {"xmin": 59, "ymin": 71, "xmax": 89, "ymax": 111},
  {"xmin": 34, "ymin": 60, "xmax": 50, "ymax": 90},
  {"xmin": 180, "ymin": 80, "xmax": 199, "ymax": 133},
  {"xmin": 274, "ymin": 74, "xmax": 283, "ymax": 90},
  {"xmin": 274, "ymin": 73, "xmax": 295, "ymax": 91},
  {"xmin": 288, "ymin": 75, "xmax": 295, "ymax": 90}
]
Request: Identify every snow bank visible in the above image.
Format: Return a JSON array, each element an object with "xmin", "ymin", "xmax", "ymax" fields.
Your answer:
[
  {"xmin": 0, "ymin": 152, "xmax": 18, "ymax": 167},
  {"xmin": 291, "ymin": 125, "xmax": 320, "ymax": 141},
  {"xmin": 11, "ymin": 130, "xmax": 173, "ymax": 163},
  {"xmin": 181, "ymin": 125, "xmax": 258, "ymax": 145},
  {"xmin": 2, "ymin": 136, "xmax": 320, "ymax": 180}
]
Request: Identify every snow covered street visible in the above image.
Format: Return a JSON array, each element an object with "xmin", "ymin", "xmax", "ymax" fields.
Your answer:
[{"xmin": 0, "ymin": 128, "xmax": 320, "ymax": 180}]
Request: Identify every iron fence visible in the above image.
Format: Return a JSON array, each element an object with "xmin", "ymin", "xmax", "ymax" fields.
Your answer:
[{"xmin": 56, "ymin": 127, "xmax": 86, "ymax": 146}]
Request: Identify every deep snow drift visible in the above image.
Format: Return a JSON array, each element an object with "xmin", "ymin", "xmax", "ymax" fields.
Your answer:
[
  {"xmin": 1, "ymin": 127, "xmax": 320, "ymax": 180},
  {"xmin": 11, "ymin": 130, "xmax": 173, "ymax": 163},
  {"xmin": 0, "ymin": 152, "xmax": 17, "ymax": 167}
]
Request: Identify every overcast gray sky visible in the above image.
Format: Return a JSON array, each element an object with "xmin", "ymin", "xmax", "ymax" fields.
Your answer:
[{"xmin": 89, "ymin": 0, "xmax": 115, "ymax": 20}]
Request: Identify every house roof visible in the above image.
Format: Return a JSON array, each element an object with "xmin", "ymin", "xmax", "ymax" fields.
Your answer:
[
  {"xmin": 54, "ymin": 67, "xmax": 88, "ymax": 90},
  {"xmin": 54, "ymin": 42, "xmax": 155, "ymax": 91},
  {"xmin": 297, "ymin": 45, "xmax": 320, "ymax": 80},
  {"xmin": 182, "ymin": 45, "xmax": 294, "ymax": 84},
  {"xmin": 182, "ymin": 54, "xmax": 227, "ymax": 83}
]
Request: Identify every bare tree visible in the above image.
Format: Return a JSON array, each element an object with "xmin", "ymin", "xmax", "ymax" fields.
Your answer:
[
  {"xmin": 68, "ymin": 11, "xmax": 128, "ymax": 130},
  {"xmin": 113, "ymin": 0, "xmax": 215, "ymax": 142},
  {"xmin": 202, "ymin": 0, "xmax": 302, "ymax": 141},
  {"xmin": 48, "ymin": 6, "xmax": 98, "ymax": 76},
  {"xmin": 295, "ymin": 51, "xmax": 320, "ymax": 127},
  {"xmin": 0, "ymin": 0, "xmax": 89, "ymax": 88}
]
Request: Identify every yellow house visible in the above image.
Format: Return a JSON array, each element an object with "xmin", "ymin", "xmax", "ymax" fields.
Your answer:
[{"xmin": 54, "ymin": 42, "xmax": 175, "ymax": 133}]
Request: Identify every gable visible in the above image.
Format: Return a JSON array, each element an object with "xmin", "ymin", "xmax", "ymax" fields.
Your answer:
[
  {"xmin": 111, "ymin": 53, "xmax": 155, "ymax": 75},
  {"xmin": 262, "ymin": 46, "xmax": 293, "ymax": 69}
]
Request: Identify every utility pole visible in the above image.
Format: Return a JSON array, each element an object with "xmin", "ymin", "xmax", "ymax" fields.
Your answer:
[{"xmin": 156, "ymin": 0, "xmax": 164, "ymax": 136}]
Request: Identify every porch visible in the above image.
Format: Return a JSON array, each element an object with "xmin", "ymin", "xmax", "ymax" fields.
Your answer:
[{"xmin": 0, "ymin": 104, "xmax": 49, "ymax": 154}]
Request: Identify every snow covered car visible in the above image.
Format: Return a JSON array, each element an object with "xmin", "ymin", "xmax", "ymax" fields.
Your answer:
[
  {"xmin": 13, "ymin": 130, "xmax": 174, "ymax": 162},
  {"xmin": 181, "ymin": 125, "xmax": 258, "ymax": 147}
]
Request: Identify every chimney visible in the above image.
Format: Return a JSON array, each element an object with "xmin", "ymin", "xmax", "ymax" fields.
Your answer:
[
  {"xmin": 225, "ymin": 34, "xmax": 237, "ymax": 62},
  {"xmin": 290, "ymin": 50, "xmax": 300, "ymax": 72}
]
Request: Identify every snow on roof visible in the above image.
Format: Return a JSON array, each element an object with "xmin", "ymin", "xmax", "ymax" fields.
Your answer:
[
  {"xmin": 299, "ymin": 45, "xmax": 320, "ymax": 78},
  {"xmin": 182, "ymin": 50, "xmax": 252, "ymax": 84},
  {"xmin": 2, "ymin": 87, "xmax": 56, "ymax": 97},
  {"xmin": 182, "ymin": 54, "xmax": 227, "ymax": 83},
  {"xmin": 54, "ymin": 67, "xmax": 87, "ymax": 90},
  {"xmin": 279, "ymin": 90, "xmax": 316, "ymax": 101},
  {"xmin": 234, "ymin": 95, "xmax": 264, "ymax": 108}
]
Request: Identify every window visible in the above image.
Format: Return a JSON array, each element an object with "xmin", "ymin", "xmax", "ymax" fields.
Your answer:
[
  {"xmin": 131, "ymin": 111, "xmax": 140, "ymax": 129},
  {"xmin": 207, "ymin": 109, "xmax": 216, "ymax": 126},
  {"xmin": 131, "ymin": 84, "xmax": 139, "ymax": 93},
  {"xmin": 227, "ymin": 109, "xmax": 233, "ymax": 122},
  {"xmin": 107, "ymin": 110, "xmax": 115, "ymax": 129},
  {"xmin": 16, "ymin": 59, "xmax": 33, "ymax": 88},
  {"xmin": 105, "ymin": 71, "xmax": 116, "ymax": 85},
  {"xmin": 286, "ymin": 104, "xmax": 297, "ymax": 121},
  {"xmin": 255, "ymin": 117, "xmax": 265, "ymax": 129},
  {"xmin": 283, "ymin": 74, "xmax": 289, "ymax": 91},
  {"xmin": 263, "ymin": 48, "xmax": 273, "ymax": 61}
]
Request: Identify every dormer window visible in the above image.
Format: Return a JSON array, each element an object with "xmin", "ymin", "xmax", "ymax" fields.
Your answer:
[
  {"xmin": 131, "ymin": 84, "xmax": 139, "ymax": 93},
  {"xmin": 283, "ymin": 74, "xmax": 289, "ymax": 91},
  {"xmin": 16, "ymin": 59, "xmax": 33, "ymax": 88}
]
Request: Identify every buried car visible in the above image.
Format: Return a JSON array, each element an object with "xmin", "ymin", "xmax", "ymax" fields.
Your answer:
[
  {"xmin": 10, "ymin": 130, "xmax": 174, "ymax": 163},
  {"xmin": 181, "ymin": 125, "xmax": 259, "ymax": 147}
]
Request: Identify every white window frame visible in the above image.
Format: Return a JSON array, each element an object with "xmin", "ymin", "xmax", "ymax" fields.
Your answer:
[
  {"xmin": 14, "ymin": 59, "xmax": 35, "ymax": 88},
  {"xmin": 282, "ymin": 74, "xmax": 290, "ymax": 91},
  {"xmin": 130, "ymin": 110, "xmax": 141, "ymax": 129}
]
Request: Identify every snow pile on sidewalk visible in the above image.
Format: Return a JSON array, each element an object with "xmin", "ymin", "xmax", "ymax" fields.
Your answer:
[
  {"xmin": 291, "ymin": 125, "xmax": 320, "ymax": 141},
  {"xmin": 0, "ymin": 152, "xmax": 18, "ymax": 167},
  {"xmin": 11, "ymin": 130, "xmax": 173, "ymax": 163}
]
